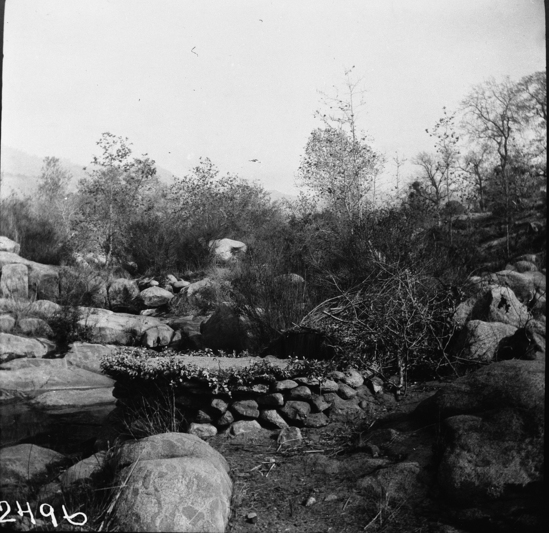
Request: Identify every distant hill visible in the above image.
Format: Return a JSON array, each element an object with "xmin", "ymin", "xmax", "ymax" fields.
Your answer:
[
  {"xmin": 0, "ymin": 144, "xmax": 295, "ymax": 203},
  {"xmin": 267, "ymin": 189, "xmax": 297, "ymax": 203},
  {"xmin": 0, "ymin": 144, "xmax": 177, "ymax": 198}
]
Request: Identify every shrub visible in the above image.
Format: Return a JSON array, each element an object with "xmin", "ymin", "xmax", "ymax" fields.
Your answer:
[
  {"xmin": 47, "ymin": 306, "xmax": 94, "ymax": 346},
  {"xmin": 301, "ymin": 261, "xmax": 464, "ymax": 382},
  {"xmin": 101, "ymin": 346, "xmax": 337, "ymax": 396},
  {"xmin": 57, "ymin": 266, "xmax": 108, "ymax": 308}
]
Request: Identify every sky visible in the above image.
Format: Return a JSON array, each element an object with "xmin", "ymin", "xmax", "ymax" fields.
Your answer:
[{"xmin": 1, "ymin": 0, "xmax": 546, "ymax": 196}]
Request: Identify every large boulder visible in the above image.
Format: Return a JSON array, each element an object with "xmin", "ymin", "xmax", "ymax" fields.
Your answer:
[
  {"xmin": 0, "ymin": 357, "xmax": 114, "ymax": 393},
  {"xmin": 17, "ymin": 317, "xmax": 54, "ymax": 337},
  {"xmin": 0, "ymin": 263, "xmax": 29, "ymax": 300},
  {"xmin": 0, "ymin": 236, "xmax": 20, "ymax": 254},
  {"xmin": 0, "ymin": 444, "xmax": 68, "ymax": 500},
  {"xmin": 107, "ymin": 278, "xmax": 140, "ymax": 310},
  {"xmin": 449, "ymin": 320, "xmax": 517, "ymax": 362},
  {"xmin": 487, "ymin": 270, "xmax": 546, "ymax": 303},
  {"xmin": 27, "ymin": 299, "xmax": 62, "ymax": 318},
  {"xmin": 200, "ymin": 303, "xmax": 251, "ymax": 353},
  {"xmin": 59, "ymin": 452, "xmax": 106, "ymax": 490},
  {"xmin": 139, "ymin": 286, "xmax": 174, "ymax": 308},
  {"xmin": 110, "ymin": 433, "xmax": 231, "ymax": 532},
  {"xmin": 30, "ymin": 387, "xmax": 115, "ymax": 408},
  {"xmin": 415, "ymin": 359, "xmax": 544, "ymax": 504},
  {"xmin": 79, "ymin": 312, "xmax": 175, "ymax": 346},
  {"xmin": 0, "ymin": 252, "xmax": 59, "ymax": 300},
  {"xmin": 0, "ymin": 333, "xmax": 52, "ymax": 362},
  {"xmin": 186, "ymin": 278, "xmax": 222, "ymax": 311},
  {"xmin": 470, "ymin": 286, "xmax": 530, "ymax": 327},
  {"xmin": 64, "ymin": 342, "xmax": 117, "ymax": 374},
  {"xmin": 209, "ymin": 238, "xmax": 247, "ymax": 262}
]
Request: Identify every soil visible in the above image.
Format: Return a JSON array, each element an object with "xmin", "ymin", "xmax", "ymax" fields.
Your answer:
[{"xmin": 208, "ymin": 382, "xmax": 459, "ymax": 533}]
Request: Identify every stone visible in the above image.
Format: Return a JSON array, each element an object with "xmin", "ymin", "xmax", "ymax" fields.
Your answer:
[
  {"xmin": 415, "ymin": 358, "xmax": 544, "ymax": 502},
  {"xmin": 231, "ymin": 420, "xmax": 262, "ymax": 436},
  {"xmin": 195, "ymin": 410, "xmax": 213, "ymax": 424},
  {"xmin": 27, "ymin": 299, "xmax": 62, "ymax": 318},
  {"xmin": 287, "ymin": 385, "xmax": 312, "ymax": 401},
  {"xmin": 496, "ymin": 326, "xmax": 545, "ymax": 361},
  {"xmin": 0, "ymin": 236, "xmax": 20, "ymax": 254},
  {"xmin": 514, "ymin": 260, "xmax": 537, "ymax": 273},
  {"xmin": 304, "ymin": 412, "xmax": 329, "ymax": 428},
  {"xmin": 342, "ymin": 368, "xmax": 364, "ymax": 388},
  {"xmin": 277, "ymin": 426, "xmax": 302, "ymax": 447},
  {"xmin": 0, "ymin": 314, "xmax": 16, "ymax": 332},
  {"xmin": 59, "ymin": 452, "xmax": 106, "ymax": 489},
  {"xmin": 209, "ymin": 238, "xmax": 247, "ymax": 262},
  {"xmin": 231, "ymin": 399, "xmax": 260, "ymax": 419},
  {"xmin": 318, "ymin": 379, "xmax": 339, "ymax": 393},
  {"xmin": 81, "ymin": 312, "xmax": 173, "ymax": 345},
  {"xmin": 217, "ymin": 410, "xmax": 234, "ymax": 427},
  {"xmin": 323, "ymin": 392, "xmax": 362, "ymax": 416},
  {"xmin": 186, "ymin": 278, "xmax": 220, "ymax": 310},
  {"xmin": 139, "ymin": 286, "xmax": 174, "ymax": 307},
  {"xmin": 257, "ymin": 392, "xmax": 284, "ymax": 407},
  {"xmin": 452, "ymin": 297, "xmax": 477, "ymax": 328},
  {"xmin": 0, "ymin": 263, "xmax": 29, "ymax": 300},
  {"xmin": 64, "ymin": 342, "xmax": 117, "ymax": 374},
  {"xmin": 273, "ymin": 379, "xmax": 299, "ymax": 392},
  {"xmin": 487, "ymin": 270, "xmax": 546, "ymax": 303},
  {"xmin": 470, "ymin": 286, "xmax": 530, "ymax": 327},
  {"xmin": 338, "ymin": 382, "xmax": 358, "ymax": 399},
  {"xmin": 0, "ymin": 444, "xmax": 67, "ymax": 500},
  {"xmin": 173, "ymin": 280, "xmax": 190, "ymax": 290},
  {"xmin": 0, "ymin": 358, "xmax": 114, "ymax": 392},
  {"xmin": 450, "ymin": 320, "xmax": 517, "ymax": 362},
  {"xmin": 259, "ymin": 409, "xmax": 289, "ymax": 428},
  {"xmin": 357, "ymin": 462, "xmax": 426, "ymax": 503},
  {"xmin": 280, "ymin": 401, "xmax": 311, "ymax": 424},
  {"xmin": 200, "ymin": 303, "xmax": 250, "ymax": 353},
  {"xmin": 17, "ymin": 317, "xmax": 53, "ymax": 337},
  {"xmin": 329, "ymin": 370, "xmax": 345, "ymax": 381},
  {"xmin": 210, "ymin": 398, "xmax": 229, "ymax": 416},
  {"xmin": 0, "ymin": 333, "xmax": 50, "ymax": 362},
  {"xmin": 369, "ymin": 377, "xmax": 384, "ymax": 394},
  {"xmin": 113, "ymin": 433, "xmax": 229, "ymax": 473},
  {"xmin": 30, "ymin": 388, "xmax": 115, "ymax": 408},
  {"xmin": 107, "ymin": 278, "xmax": 140, "ymax": 310},
  {"xmin": 141, "ymin": 324, "xmax": 175, "ymax": 348},
  {"xmin": 111, "ymin": 457, "xmax": 231, "ymax": 532},
  {"xmin": 0, "ymin": 252, "xmax": 59, "ymax": 300},
  {"xmin": 189, "ymin": 423, "xmax": 218, "ymax": 439},
  {"xmin": 310, "ymin": 394, "xmax": 331, "ymax": 412}
]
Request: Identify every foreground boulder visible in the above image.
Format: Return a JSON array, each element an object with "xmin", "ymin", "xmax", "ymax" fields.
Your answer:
[
  {"xmin": 416, "ymin": 358, "xmax": 544, "ymax": 505},
  {"xmin": 110, "ymin": 433, "xmax": 232, "ymax": 532},
  {"xmin": 0, "ymin": 444, "xmax": 68, "ymax": 500}
]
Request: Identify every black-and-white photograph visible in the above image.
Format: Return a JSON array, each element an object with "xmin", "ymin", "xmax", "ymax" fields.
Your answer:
[{"xmin": 0, "ymin": 1, "xmax": 545, "ymax": 531}]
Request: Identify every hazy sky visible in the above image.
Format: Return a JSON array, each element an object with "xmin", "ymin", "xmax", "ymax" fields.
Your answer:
[{"xmin": 1, "ymin": 0, "xmax": 545, "ymax": 194}]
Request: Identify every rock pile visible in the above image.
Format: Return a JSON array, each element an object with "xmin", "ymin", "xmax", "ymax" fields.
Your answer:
[{"xmin": 114, "ymin": 365, "xmax": 379, "ymax": 438}]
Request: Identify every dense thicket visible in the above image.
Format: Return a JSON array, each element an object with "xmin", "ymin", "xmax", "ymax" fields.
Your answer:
[{"xmin": 0, "ymin": 70, "xmax": 545, "ymax": 368}]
